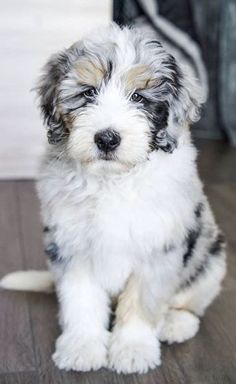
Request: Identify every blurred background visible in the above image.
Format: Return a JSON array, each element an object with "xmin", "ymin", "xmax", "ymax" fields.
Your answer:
[
  {"xmin": 0, "ymin": 0, "xmax": 110, "ymax": 178},
  {"xmin": 0, "ymin": 0, "xmax": 236, "ymax": 178}
]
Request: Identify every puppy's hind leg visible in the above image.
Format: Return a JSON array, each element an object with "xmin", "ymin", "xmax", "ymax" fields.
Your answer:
[
  {"xmin": 159, "ymin": 236, "xmax": 226, "ymax": 344},
  {"xmin": 172, "ymin": 239, "xmax": 226, "ymax": 317},
  {"xmin": 158, "ymin": 309, "xmax": 200, "ymax": 344}
]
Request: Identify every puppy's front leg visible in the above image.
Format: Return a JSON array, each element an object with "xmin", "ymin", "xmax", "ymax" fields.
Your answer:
[
  {"xmin": 109, "ymin": 254, "xmax": 180, "ymax": 374},
  {"xmin": 53, "ymin": 266, "xmax": 110, "ymax": 372}
]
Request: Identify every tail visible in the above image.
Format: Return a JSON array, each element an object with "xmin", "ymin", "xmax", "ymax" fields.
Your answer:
[{"xmin": 0, "ymin": 270, "xmax": 54, "ymax": 293}]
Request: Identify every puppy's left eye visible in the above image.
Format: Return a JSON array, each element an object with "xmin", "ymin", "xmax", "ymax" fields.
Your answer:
[
  {"xmin": 83, "ymin": 88, "xmax": 97, "ymax": 99},
  {"xmin": 130, "ymin": 93, "xmax": 143, "ymax": 103}
]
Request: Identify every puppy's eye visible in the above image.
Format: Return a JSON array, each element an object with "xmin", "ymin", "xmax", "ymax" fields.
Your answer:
[
  {"xmin": 83, "ymin": 88, "xmax": 97, "ymax": 99},
  {"xmin": 131, "ymin": 93, "xmax": 143, "ymax": 103}
]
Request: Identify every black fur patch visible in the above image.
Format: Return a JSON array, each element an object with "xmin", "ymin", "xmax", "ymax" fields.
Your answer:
[
  {"xmin": 144, "ymin": 101, "xmax": 176, "ymax": 153},
  {"xmin": 162, "ymin": 54, "xmax": 183, "ymax": 99},
  {"xmin": 156, "ymin": 132, "xmax": 177, "ymax": 153},
  {"xmin": 141, "ymin": 53, "xmax": 183, "ymax": 153},
  {"xmin": 43, "ymin": 226, "xmax": 50, "ymax": 233},
  {"xmin": 183, "ymin": 227, "xmax": 201, "ymax": 266},
  {"xmin": 182, "ymin": 261, "xmax": 207, "ymax": 288},
  {"xmin": 143, "ymin": 55, "xmax": 183, "ymax": 153},
  {"xmin": 194, "ymin": 202, "xmax": 204, "ymax": 218},
  {"xmin": 105, "ymin": 60, "xmax": 113, "ymax": 82},
  {"xmin": 209, "ymin": 233, "xmax": 225, "ymax": 256},
  {"xmin": 181, "ymin": 232, "xmax": 225, "ymax": 289},
  {"xmin": 45, "ymin": 242, "xmax": 61, "ymax": 263},
  {"xmin": 149, "ymin": 101, "xmax": 170, "ymax": 129}
]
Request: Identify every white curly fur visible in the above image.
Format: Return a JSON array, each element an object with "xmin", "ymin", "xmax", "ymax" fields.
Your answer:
[{"xmin": 1, "ymin": 24, "xmax": 226, "ymax": 374}]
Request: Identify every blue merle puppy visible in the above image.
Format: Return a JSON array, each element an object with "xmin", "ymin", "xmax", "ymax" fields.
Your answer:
[{"xmin": 1, "ymin": 24, "xmax": 226, "ymax": 374}]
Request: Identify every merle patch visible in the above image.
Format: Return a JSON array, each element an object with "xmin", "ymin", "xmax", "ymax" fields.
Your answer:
[
  {"xmin": 194, "ymin": 202, "xmax": 204, "ymax": 218},
  {"xmin": 183, "ymin": 227, "xmax": 201, "ymax": 266},
  {"xmin": 181, "ymin": 261, "xmax": 207, "ymax": 288},
  {"xmin": 45, "ymin": 242, "xmax": 61, "ymax": 263},
  {"xmin": 209, "ymin": 233, "xmax": 225, "ymax": 256}
]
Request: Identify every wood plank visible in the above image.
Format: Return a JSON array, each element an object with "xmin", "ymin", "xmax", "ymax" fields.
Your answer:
[
  {"xmin": 0, "ymin": 182, "xmax": 36, "ymax": 374},
  {"xmin": 0, "ymin": 371, "xmax": 38, "ymax": 384},
  {"xmin": 15, "ymin": 181, "xmax": 61, "ymax": 382},
  {"xmin": 206, "ymin": 183, "xmax": 236, "ymax": 243},
  {"xmin": 206, "ymin": 183, "xmax": 236, "ymax": 292},
  {"xmin": 196, "ymin": 139, "xmax": 236, "ymax": 184}
]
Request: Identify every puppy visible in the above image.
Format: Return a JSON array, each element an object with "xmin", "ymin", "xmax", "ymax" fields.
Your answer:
[{"xmin": 1, "ymin": 24, "xmax": 226, "ymax": 374}]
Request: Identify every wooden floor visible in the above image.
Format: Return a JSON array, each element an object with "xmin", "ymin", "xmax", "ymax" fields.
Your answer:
[{"xmin": 0, "ymin": 139, "xmax": 236, "ymax": 384}]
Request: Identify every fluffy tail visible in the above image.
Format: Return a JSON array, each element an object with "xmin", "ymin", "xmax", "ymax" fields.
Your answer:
[{"xmin": 0, "ymin": 270, "xmax": 54, "ymax": 293}]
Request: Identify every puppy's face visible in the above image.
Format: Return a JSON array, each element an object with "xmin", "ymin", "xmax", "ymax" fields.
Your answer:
[{"xmin": 38, "ymin": 24, "xmax": 204, "ymax": 173}]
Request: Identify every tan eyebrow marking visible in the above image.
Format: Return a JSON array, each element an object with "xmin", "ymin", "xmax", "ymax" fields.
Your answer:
[
  {"xmin": 124, "ymin": 65, "xmax": 157, "ymax": 91},
  {"xmin": 75, "ymin": 59, "xmax": 105, "ymax": 88}
]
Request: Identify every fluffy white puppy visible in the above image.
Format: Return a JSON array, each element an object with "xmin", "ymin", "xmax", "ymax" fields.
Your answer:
[{"xmin": 1, "ymin": 23, "xmax": 226, "ymax": 374}]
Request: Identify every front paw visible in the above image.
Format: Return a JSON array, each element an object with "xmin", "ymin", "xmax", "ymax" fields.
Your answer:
[
  {"xmin": 53, "ymin": 330, "xmax": 109, "ymax": 372},
  {"xmin": 108, "ymin": 326, "xmax": 161, "ymax": 374}
]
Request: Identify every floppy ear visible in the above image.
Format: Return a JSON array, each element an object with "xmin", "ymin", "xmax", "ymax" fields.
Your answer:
[
  {"xmin": 156, "ymin": 58, "xmax": 206, "ymax": 153},
  {"xmin": 37, "ymin": 51, "xmax": 71, "ymax": 144},
  {"xmin": 172, "ymin": 64, "xmax": 206, "ymax": 126}
]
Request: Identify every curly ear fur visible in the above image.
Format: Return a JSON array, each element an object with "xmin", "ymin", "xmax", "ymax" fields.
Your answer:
[
  {"xmin": 172, "ymin": 62, "xmax": 206, "ymax": 126},
  {"xmin": 149, "ymin": 52, "xmax": 205, "ymax": 153},
  {"xmin": 37, "ymin": 51, "xmax": 72, "ymax": 144},
  {"xmin": 157, "ymin": 54, "xmax": 206, "ymax": 153},
  {"xmin": 155, "ymin": 129, "xmax": 177, "ymax": 153}
]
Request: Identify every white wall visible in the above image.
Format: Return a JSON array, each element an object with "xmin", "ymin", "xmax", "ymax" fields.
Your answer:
[{"xmin": 0, "ymin": 0, "xmax": 111, "ymax": 179}]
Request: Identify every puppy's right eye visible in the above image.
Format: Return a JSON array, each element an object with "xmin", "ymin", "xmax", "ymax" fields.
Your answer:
[{"xmin": 83, "ymin": 88, "xmax": 97, "ymax": 99}]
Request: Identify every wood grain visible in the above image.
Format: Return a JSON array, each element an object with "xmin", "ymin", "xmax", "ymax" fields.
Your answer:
[
  {"xmin": 0, "ymin": 371, "xmax": 38, "ymax": 384},
  {"xmin": 0, "ymin": 182, "xmax": 36, "ymax": 374}
]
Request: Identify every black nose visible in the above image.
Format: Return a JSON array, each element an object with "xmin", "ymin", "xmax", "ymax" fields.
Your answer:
[{"xmin": 94, "ymin": 129, "xmax": 121, "ymax": 153}]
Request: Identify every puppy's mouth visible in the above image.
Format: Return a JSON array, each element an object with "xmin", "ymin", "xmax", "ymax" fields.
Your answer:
[{"xmin": 98, "ymin": 152, "xmax": 117, "ymax": 161}]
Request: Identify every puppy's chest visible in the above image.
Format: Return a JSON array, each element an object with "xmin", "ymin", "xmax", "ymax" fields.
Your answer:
[
  {"xmin": 77, "ymin": 187, "xmax": 158, "ymax": 293},
  {"xmin": 52, "ymin": 172, "xmax": 193, "ymax": 293},
  {"xmin": 70, "ymin": 183, "xmax": 168, "ymax": 255},
  {"xmin": 68, "ymin": 187, "xmax": 151, "ymax": 251},
  {"xmin": 58, "ymin": 175, "xmax": 189, "ymax": 255}
]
